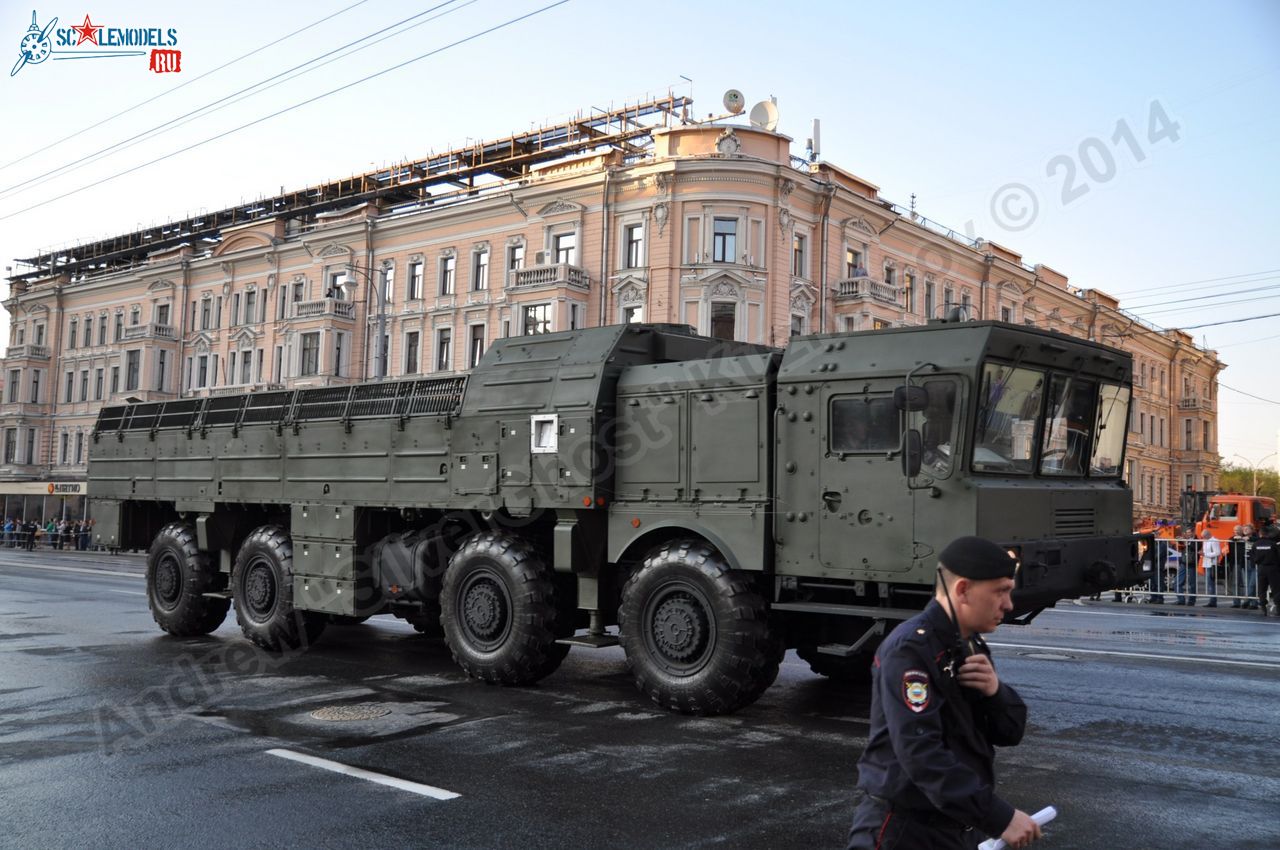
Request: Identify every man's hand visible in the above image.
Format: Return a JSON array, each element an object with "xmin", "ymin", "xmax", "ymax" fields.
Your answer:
[
  {"xmin": 1000, "ymin": 809, "xmax": 1043, "ymax": 848},
  {"xmin": 956, "ymin": 653, "xmax": 1000, "ymax": 697}
]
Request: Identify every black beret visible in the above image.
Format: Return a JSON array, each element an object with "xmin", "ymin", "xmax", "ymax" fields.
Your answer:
[{"xmin": 939, "ymin": 536, "xmax": 1017, "ymax": 580}]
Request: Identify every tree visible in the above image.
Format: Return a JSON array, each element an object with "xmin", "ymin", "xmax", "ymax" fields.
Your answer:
[{"xmin": 1217, "ymin": 463, "xmax": 1280, "ymax": 502}]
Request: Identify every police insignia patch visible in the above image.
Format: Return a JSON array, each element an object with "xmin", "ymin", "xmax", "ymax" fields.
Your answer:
[{"xmin": 903, "ymin": 669, "xmax": 930, "ymax": 713}]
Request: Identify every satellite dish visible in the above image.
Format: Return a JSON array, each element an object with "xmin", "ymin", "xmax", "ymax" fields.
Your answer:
[
  {"xmin": 722, "ymin": 89, "xmax": 745, "ymax": 115},
  {"xmin": 748, "ymin": 100, "xmax": 779, "ymax": 132}
]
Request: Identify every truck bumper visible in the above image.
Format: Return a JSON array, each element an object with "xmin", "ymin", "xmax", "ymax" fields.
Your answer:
[{"xmin": 1009, "ymin": 533, "xmax": 1149, "ymax": 613}]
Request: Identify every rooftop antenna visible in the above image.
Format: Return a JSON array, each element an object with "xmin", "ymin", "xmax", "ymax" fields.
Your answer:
[
  {"xmin": 748, "ymin": 99, "xmax": 779, "ymax": 132},
  {"xmin": 723, "ymin": 89, "xmax": 745, "ymax": 115},
  {"xmin": 910, "ymin": 193, "xmax": 918, "ymax": 219}
]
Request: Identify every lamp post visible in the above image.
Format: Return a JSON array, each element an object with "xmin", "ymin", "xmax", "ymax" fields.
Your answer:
[
  {"xmin": 347, "ymin": 260, "xmax": 392, "ymax": 380},
  {"xmin": 1231, "ymin": 452, "xmax": 1277, "ymax": 495}
]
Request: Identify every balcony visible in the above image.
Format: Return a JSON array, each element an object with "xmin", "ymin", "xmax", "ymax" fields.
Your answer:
[
  {"xmin": 834, "ymin": 275, "xmax": 900, "ymax": 306},
  {"xmin": 292, "ymin": 298, "xmax": 356, "ymax": 320},
  {"xmin": 510, "ymin": 263, "xmax": 590, "ymax": 291},
  {"xmin": 2, "ymin": 344, "xmax": 51, "ymax": 360},
  {"xmin": 1178, "ymin": 395, "xmax": 1214, "ymax": 412},
  {"xmin": 121, "ymin": 323, "xmax": 177, "ymax": 341}
]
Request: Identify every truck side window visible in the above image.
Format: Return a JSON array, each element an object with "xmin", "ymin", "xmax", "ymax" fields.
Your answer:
[
  {"xmin": 830, "ymin": 396, "xmax": 898, "ymax": 453},
  {"xmin": 914, "ymin": 379, "xmax": 958, "ymax": 478}
]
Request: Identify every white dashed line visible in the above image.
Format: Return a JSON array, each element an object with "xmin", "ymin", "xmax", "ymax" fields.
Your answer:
[{"xmin": 265, "ymin": 748, "xmax": 461, "ymax": 800}]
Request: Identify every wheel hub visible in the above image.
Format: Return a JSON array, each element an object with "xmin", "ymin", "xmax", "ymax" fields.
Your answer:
[
  {"xmin": 650, "ymin": 590, "xmax": 709, "ymax": 664},
  {"xmin": 244, "ymin": 561, "xmax": 277, "ymax": 618},
  {"xmin": 462, "ymin": 578, "xmax": 506, "ymax": 642},
  {"xmin": 154, "ymin": 555, "xmax": 182, "ymax": 607}
]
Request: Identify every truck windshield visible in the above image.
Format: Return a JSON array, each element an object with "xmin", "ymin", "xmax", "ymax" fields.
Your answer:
[
  {"xmin": 1089, "ymin": 383, "xmax": 1129, "ymax": 478},
  {"xmin": 1040, "ymin": 374, "xmax": 1096, "ymax": 476},
  {"xmin": 973, "ymin": 364, "xmax": 1043, "ymax": 474}
]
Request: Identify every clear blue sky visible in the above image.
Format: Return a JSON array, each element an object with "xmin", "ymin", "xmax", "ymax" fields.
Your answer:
[{"xmin": 1, "ymin": 0, "xmax": 1276, "ymax": 467}]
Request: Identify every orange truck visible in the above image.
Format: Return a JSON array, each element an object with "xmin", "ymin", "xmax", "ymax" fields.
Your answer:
[{"xmin": 1194, "ymin": 494, "xmax": 1277, "ymax": 540}]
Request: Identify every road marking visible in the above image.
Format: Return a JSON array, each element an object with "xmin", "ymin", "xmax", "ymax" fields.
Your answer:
[
  {"xmin": 990, "ymin": 641, "xmax": 1280, "ymax": 670},
  {"xmin": 106, "ymin": 589, "xmax": 145, "ymax": 596},
  {"xmin": 265, "ymin": 748, "xmax": 460, "ymax": 800},
  {"xmin": 0, "ymin": 562, "xmax": 142, "ymax": 579}
]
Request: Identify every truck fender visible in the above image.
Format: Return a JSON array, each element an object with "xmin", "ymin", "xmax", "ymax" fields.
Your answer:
[{"xmin": 610, "ymin": 521, "xmax": 750, "ymax": 572}]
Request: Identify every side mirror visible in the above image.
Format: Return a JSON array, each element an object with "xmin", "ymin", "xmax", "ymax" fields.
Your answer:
[
  {"xmin": 903, "ymin": 429, "xmax": 922, "ymax": 478},
  {"xmin": 894, "ymin": 385, "xmax": 929, "ymax": 412}
]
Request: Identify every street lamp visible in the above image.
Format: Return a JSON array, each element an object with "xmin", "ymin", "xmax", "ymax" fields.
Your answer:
[
  {"xmin": 1231, "ymin": 452, "xmax": 1276, "ymax": 495},
  {"xmin": 346, "ymin": 260, "xmax": 392, "ymax": 380}
]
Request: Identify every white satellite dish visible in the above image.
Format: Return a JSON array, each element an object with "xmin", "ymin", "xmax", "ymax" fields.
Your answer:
[
  {"xmin": 722, "ymin": 89, "xmax": 745, "ymax": 115},
  {"xmin": 748, "ymin": 100, "xmax": 779, "ymax": 132}
]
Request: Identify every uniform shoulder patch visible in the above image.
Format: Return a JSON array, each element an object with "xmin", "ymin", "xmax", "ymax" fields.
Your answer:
[{"xmin": 902, "ymin": 669, "xmax": 930, "ymax": 713}]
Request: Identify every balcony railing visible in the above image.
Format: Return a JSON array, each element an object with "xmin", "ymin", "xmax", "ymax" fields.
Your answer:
[
  {"xmin": 1177, "ymin": 395, "xmax": 1214, "ymax": 412},
  {"xmin": 511, "ymin": 263, "xmax": 590, "ymax": 290},
  {"xmin": 293, "ymin": 298, "xmax": 356, "ymax": 320},
  {"xmin": 834, "ymin": 275, "xmax": 900, "ymax": 306},
  {"xmin": 121, "ymin": 323, "xmax": 176, "ymax": 341},
  {"xmin": 2, "ymin": 344, "xmax": 51, "ymax": 360}
]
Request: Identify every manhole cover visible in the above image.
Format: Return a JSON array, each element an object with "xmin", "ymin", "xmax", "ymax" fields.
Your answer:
[{"xmin": 309, "ymin": 703, "xmax": 392, "ymax": 722}]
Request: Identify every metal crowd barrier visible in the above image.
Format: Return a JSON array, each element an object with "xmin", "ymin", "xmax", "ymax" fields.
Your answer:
[
  {"xmin": 0, "ymin": 528, "xmax": 97, "ymax": 551},
  {"xmin": 1107, "ymin": 536, "xmax": 1269, "ymax": 609}
]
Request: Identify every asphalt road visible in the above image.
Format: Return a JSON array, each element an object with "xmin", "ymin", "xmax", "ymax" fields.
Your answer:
[{"xmin": 1, "ymin": 549, "xmax": 1277, "ymax": 850}]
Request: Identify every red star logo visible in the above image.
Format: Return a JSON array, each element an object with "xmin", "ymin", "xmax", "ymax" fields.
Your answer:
[{"xmin": 72, "ymin": 14, "xmax": 102, "ymax": 46}]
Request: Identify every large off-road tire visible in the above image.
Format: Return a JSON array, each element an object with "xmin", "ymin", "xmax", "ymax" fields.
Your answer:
[
  {"xmin": 146, "ymin": 523, "xmax": 230, "ymax": 636},
  {"xmin": 231, "ymin": 525, "xmax": 326, "ymax": 651},
  {"xmin": 618, "ymin": 540, "xmax": 781, "ymax": 715},
  {"xmin": 796, "ymin": 643, "xmax": 875, "ymax": 684},
  {"xmin": 439, "ymin": 532, "xmax": 569, "ymax": 685}
]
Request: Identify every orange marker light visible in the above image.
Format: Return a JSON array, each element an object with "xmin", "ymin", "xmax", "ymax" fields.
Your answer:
[
  {"xmin": 596, "ymin": 496, "xmax": 606, "ymax": 507},
  {"xmin": 582, "ymin": 496, "xmax": 593, "ymax": 507},
  {"xmin": 631, "ymin": 518, "xmax": 641, "ymax": 528}
]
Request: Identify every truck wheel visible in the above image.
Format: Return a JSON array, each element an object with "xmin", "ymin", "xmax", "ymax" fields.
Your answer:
[
  {"xmin": 146, "ymin": 523, "xmax": 229, "ymax": 636},
  {"xmin": 232, "ymin": 526, "xmax": 326, "ymax": 651},
  {"xmin": 619, "ymin": 540, "xmax": 781, "ymax": 715},
  {"xmin": 440, "ymin": 532, "xmax": 569, "ymax": 685},
  {"xmin": 796, "ymin": 643, "xmax": 874, "ymax": 684}
]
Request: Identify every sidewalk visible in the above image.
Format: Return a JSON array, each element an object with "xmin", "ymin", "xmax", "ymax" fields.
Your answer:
[{"xmin": 1075, "ymin": 594, "xmax": 1273, "ymax": 619}]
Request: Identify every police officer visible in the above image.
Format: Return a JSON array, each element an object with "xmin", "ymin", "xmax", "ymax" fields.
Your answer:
[
  {"xmin": 845, "ymin": 536, "xmax": 1042, "ymax": 850},
  {"xmin": 1254, "ymin": 524, "xmax": 1279, "ymax": 616}
]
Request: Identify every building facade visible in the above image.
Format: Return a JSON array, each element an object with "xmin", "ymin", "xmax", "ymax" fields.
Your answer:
[{"xmin": 1, "ymin": 102, "xmax": 1220, "ymax": 525}]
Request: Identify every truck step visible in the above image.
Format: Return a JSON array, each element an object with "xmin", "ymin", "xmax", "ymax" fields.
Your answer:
[{"xmin": 556, "ymin": 632, "xmax": 621, "ymax": 649}]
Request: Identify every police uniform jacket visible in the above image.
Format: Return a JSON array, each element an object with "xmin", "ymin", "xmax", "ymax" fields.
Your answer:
[{"xmin": 855, "ymin": 599, "xmax": 1027, "ymax": 837}]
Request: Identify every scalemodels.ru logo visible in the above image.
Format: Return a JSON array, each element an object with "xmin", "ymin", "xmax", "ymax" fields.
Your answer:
[{"xmin": 10, "ymin": 10, "xmax": 182, "ymax": 76}]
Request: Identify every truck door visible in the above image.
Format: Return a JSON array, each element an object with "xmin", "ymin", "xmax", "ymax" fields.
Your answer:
[{"xmin": 817, "ymin": 380, "xmax": 914, "ymax": 574}]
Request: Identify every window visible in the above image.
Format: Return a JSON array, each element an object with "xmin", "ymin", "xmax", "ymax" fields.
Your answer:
[
  {"xmin": 110, "ymin": 366, "xmax": 119, "ymax": 395},
  {"xmin": 240, "ymin": 351, "xmax": 252, "ymax": 384},
  {"xmin": 79, "ymin": 370, "xmax": 89, "ymax": 402},
  {"xmin": 3, "ymin": 429, "xmax": 14, "ymax": 464},
  {"xmin": 58, "ymin": 431, "xmax": 68, "ymax": 464},
  {"xmin": 381, "ymin": 264, "xmax": 394, "ymax": 305},
  {"xmin": 943, "ymin": 286, "xmax": 954, "ymax": 312},
  {"xmin": 155, "ymin": 304, "xmax": 170, "ymax": 327},
  {"xmin": 244, "ymin": 292, "xmax": 256, "ymax": 324},
  {"xmin": 15, "ymin": 327, "xmax": 23, "ymax": 345},
  {"xmin": 439, "ymin": 256, "xmax": 456, "ymax": 295},
  {"xmin": 830, "ymin": 396, "xmax": 899, "ymax": 453},
  {"xmin": 961, "ymin": 292, "xmax": 973, "ymax": 317},
  {"xmin": 507, "ymin": 243, "xmax": 525, "ymax": 271},
  {"xmin": 792, "ymin": 233, "xmax": 807, "ymax": 278},
  {"xmin": 872, "ymin": 319, "xmax": 891, "ymax": 330},
  {"xmin": 436, "ymin": 328, "xmax": 452, "ymax": 372},
  {"xmin": 1139, "ymin": 412, "xmax": 1146, "ymax": 439},
  {"xmin": 973, "ymin": 364, "xmax": 1044, "ymax": 474},
  {"xmin": 554, "ymin": 232, "xmax": 576, "ymax": 265},
  {"xmin": 1203, "ymin": 421, "xmax": 1211, "ymax": 451},
  {"xmin": 6, "ymin": 370, "xmax": 17, "ymax": 403},
  {"xmin": 710, "ymin": 302, "xmax": 735, "ymax": 340},
  {"xmin": 624, "ymin": 224, "xmax": 644, "ymax": 269},
  {"xmin": 469, "ymin": 325, "xmax": 485, "ymax": 368},
  {"xmin": 523, "ymin": 304, "xmax": 552, "ymax": 335},
  {"xmin": 200, "ymin": 299, "xmax": 212, "ymax": 330},
  {"xmin": 1185, "ymin": 473, "xmax": 1194, "ymax": 491},
  {"xmin": 255, "ymin": 349, "xmax": 264, "ymax": 383},
  {"xmin": 68, "ymin": 319, "xmax": 78, "ymax": 349},
  {"xmin": 333, "ymin": 332, "xmax": 345, "ymax": 377},
  {"xmin": 64, "ymin": 371, "xmax": 74, "ymax": 403},
  {"xmin": 623, "ymin": 305, "xmax": 644, "ymax": 324},
  {"xmin": 115, "ymin": 313, "xmax": 124, "ymax": 342},
  {"xmin": 34, "ymin": 324, "xmax": 44, "ymax": 346},
  {"xmin": 327, "ymin": 271, "xmax": 348, "ymax": 299},
  {"xmin": 1184, "ymin": 419, "xmax": 1193, "ymax": 450},
  {"xmin": 212, "ymin": 299, "xmax": 221, "ymax": 328},
  {"xmin": 791, "ymin": 314, "xmax": 805, "ymax": 337},
  {"xmin": 97, "ymin": 315, "xmax": 107, "ymax": 345},
  {"xmin": 404, "ymin": 331, "xmax": 420, "ymax": 374},
  {"xmin": 274, "ymin": 346, "xmax": 283, "ymax": 383},
  {"xmin": 408, "ymin": 261, "xmax": 423, "ymax": 300},
  {"xmin": 30, "ymin": 370, "xmax": 39, "ymax": 404},
  {"xmin": 472, "ymin": 251, "xmax": 489, "ymax": 291},
  {"xmin": 904, "ymin": 273, "xmax": 916, "ymax": 313},
  {"xmin": 1091, "ymin": 383, "xmax": 1130, "ymax": 477},
  {"xmin": 196, "ymin": 354, "xmax": 209, "ymax": 388},
  {"xmin": 75, "ymin": 432, "xmax": 83, "ymax": 465},
  {"xmin": 1001, "ymin": 306, "xmax": 1012, "ymax": 323},
  {"xmin": 232, "ymin": 294, "xmax": 241, "ymax": 326},
  {"xmin": 1159, "ymin": 418, "xmax": 1165, "ymax": 446},
  {"xmin": 883, "ymin": 265, "xmax": 896, "ymax": 288},
  {"xmin": 300, "ymin": 333, "xmax": 320, "ymax": 376},
  {"xmin": 95, "ymin": 368, "xmax": 104, "ymax": 400},
  {"xmin": 26, "ymin": 429, "xmax": 35, "ymax": 465},
  {"xmin": 1040, "ymin": 374, "xmax": 1096, "ymax": 477},
  {"xmin": 569, "ymin": 303, "xmax": 582, "ymax": 331},
  {"xmin": 712, "ymin": 218, "xmax": 737, "ymax": 263},
  {"xmin": 846, "ymin": 247, "xmax": 864, "ymax": 277},
  {"xmin": 132, "ymin": 306, "xmax": 142, "ymax": 326},
  {"xmin": 293, "ymin": 281, "xmax": 306, "ymax": 305},
  {"xmin": 924, "ymin": 281, "xmax": 935, "ymax": 319},
  {"xmin": 126, "ymin": 351, "xmax": 140, "ymax": 391}
]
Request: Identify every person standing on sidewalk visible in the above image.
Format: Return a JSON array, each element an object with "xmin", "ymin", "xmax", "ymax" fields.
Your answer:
[
  {"xmin": 1254, "ymin": 525, "xmax": 1280, "ymax": 616},
  {"xmin": 1200, "ymin": 530, "xmax": 1221, "ymax": 608}
]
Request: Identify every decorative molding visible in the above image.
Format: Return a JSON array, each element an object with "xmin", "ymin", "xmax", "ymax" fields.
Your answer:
[
  {"xmin": 147, "ymin": 278, "xmax": 175, "ymax": 292},
  {"xmin": 715, "ymin": 128, "xmax": 741, "ymax": 156},
  {"xmin": 778, "ymin": 207, "xmax": 792, "ymax": 232},
  {"xmin": 654, "ymin": 202, "xmax": 669, "ymax": 236},
  {"xmin": 654, "ymin": 172, "xmax": 672, "ymax": 196},
  {"xmin": 709, "ymin": 280, "xmax": 741, "ymax": 300},
  {"xmin": 316, "ymin": 243, "xmax": 351, "ymax": 260},
  {"xmin": 537, "ymin": 198, "xmax": 584, "ymax": 217},
  {"xmin": 842, "ymin": 216, "xmax": 879, "ymax": 240}
]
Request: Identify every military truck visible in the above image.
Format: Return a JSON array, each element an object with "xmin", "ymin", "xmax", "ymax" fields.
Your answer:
[{"xmin": 89, "ymin": 320, "xmax": 1145, "ymax": 715}]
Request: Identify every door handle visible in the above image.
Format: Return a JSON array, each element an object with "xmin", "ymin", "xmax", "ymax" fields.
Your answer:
[{"xmin": 822, "ymin": 491, "xmax": 842, "ymax": 511}]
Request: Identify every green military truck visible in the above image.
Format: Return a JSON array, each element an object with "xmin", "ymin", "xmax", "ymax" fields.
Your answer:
[{"xmin": 89, "ymin": 320, "xmax": 1145, "ymax": 714}]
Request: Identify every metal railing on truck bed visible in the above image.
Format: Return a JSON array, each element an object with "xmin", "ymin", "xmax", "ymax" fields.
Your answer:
[{"xmin": 92, "ymin": 376, "xmax": 468, "ymax": 435}]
